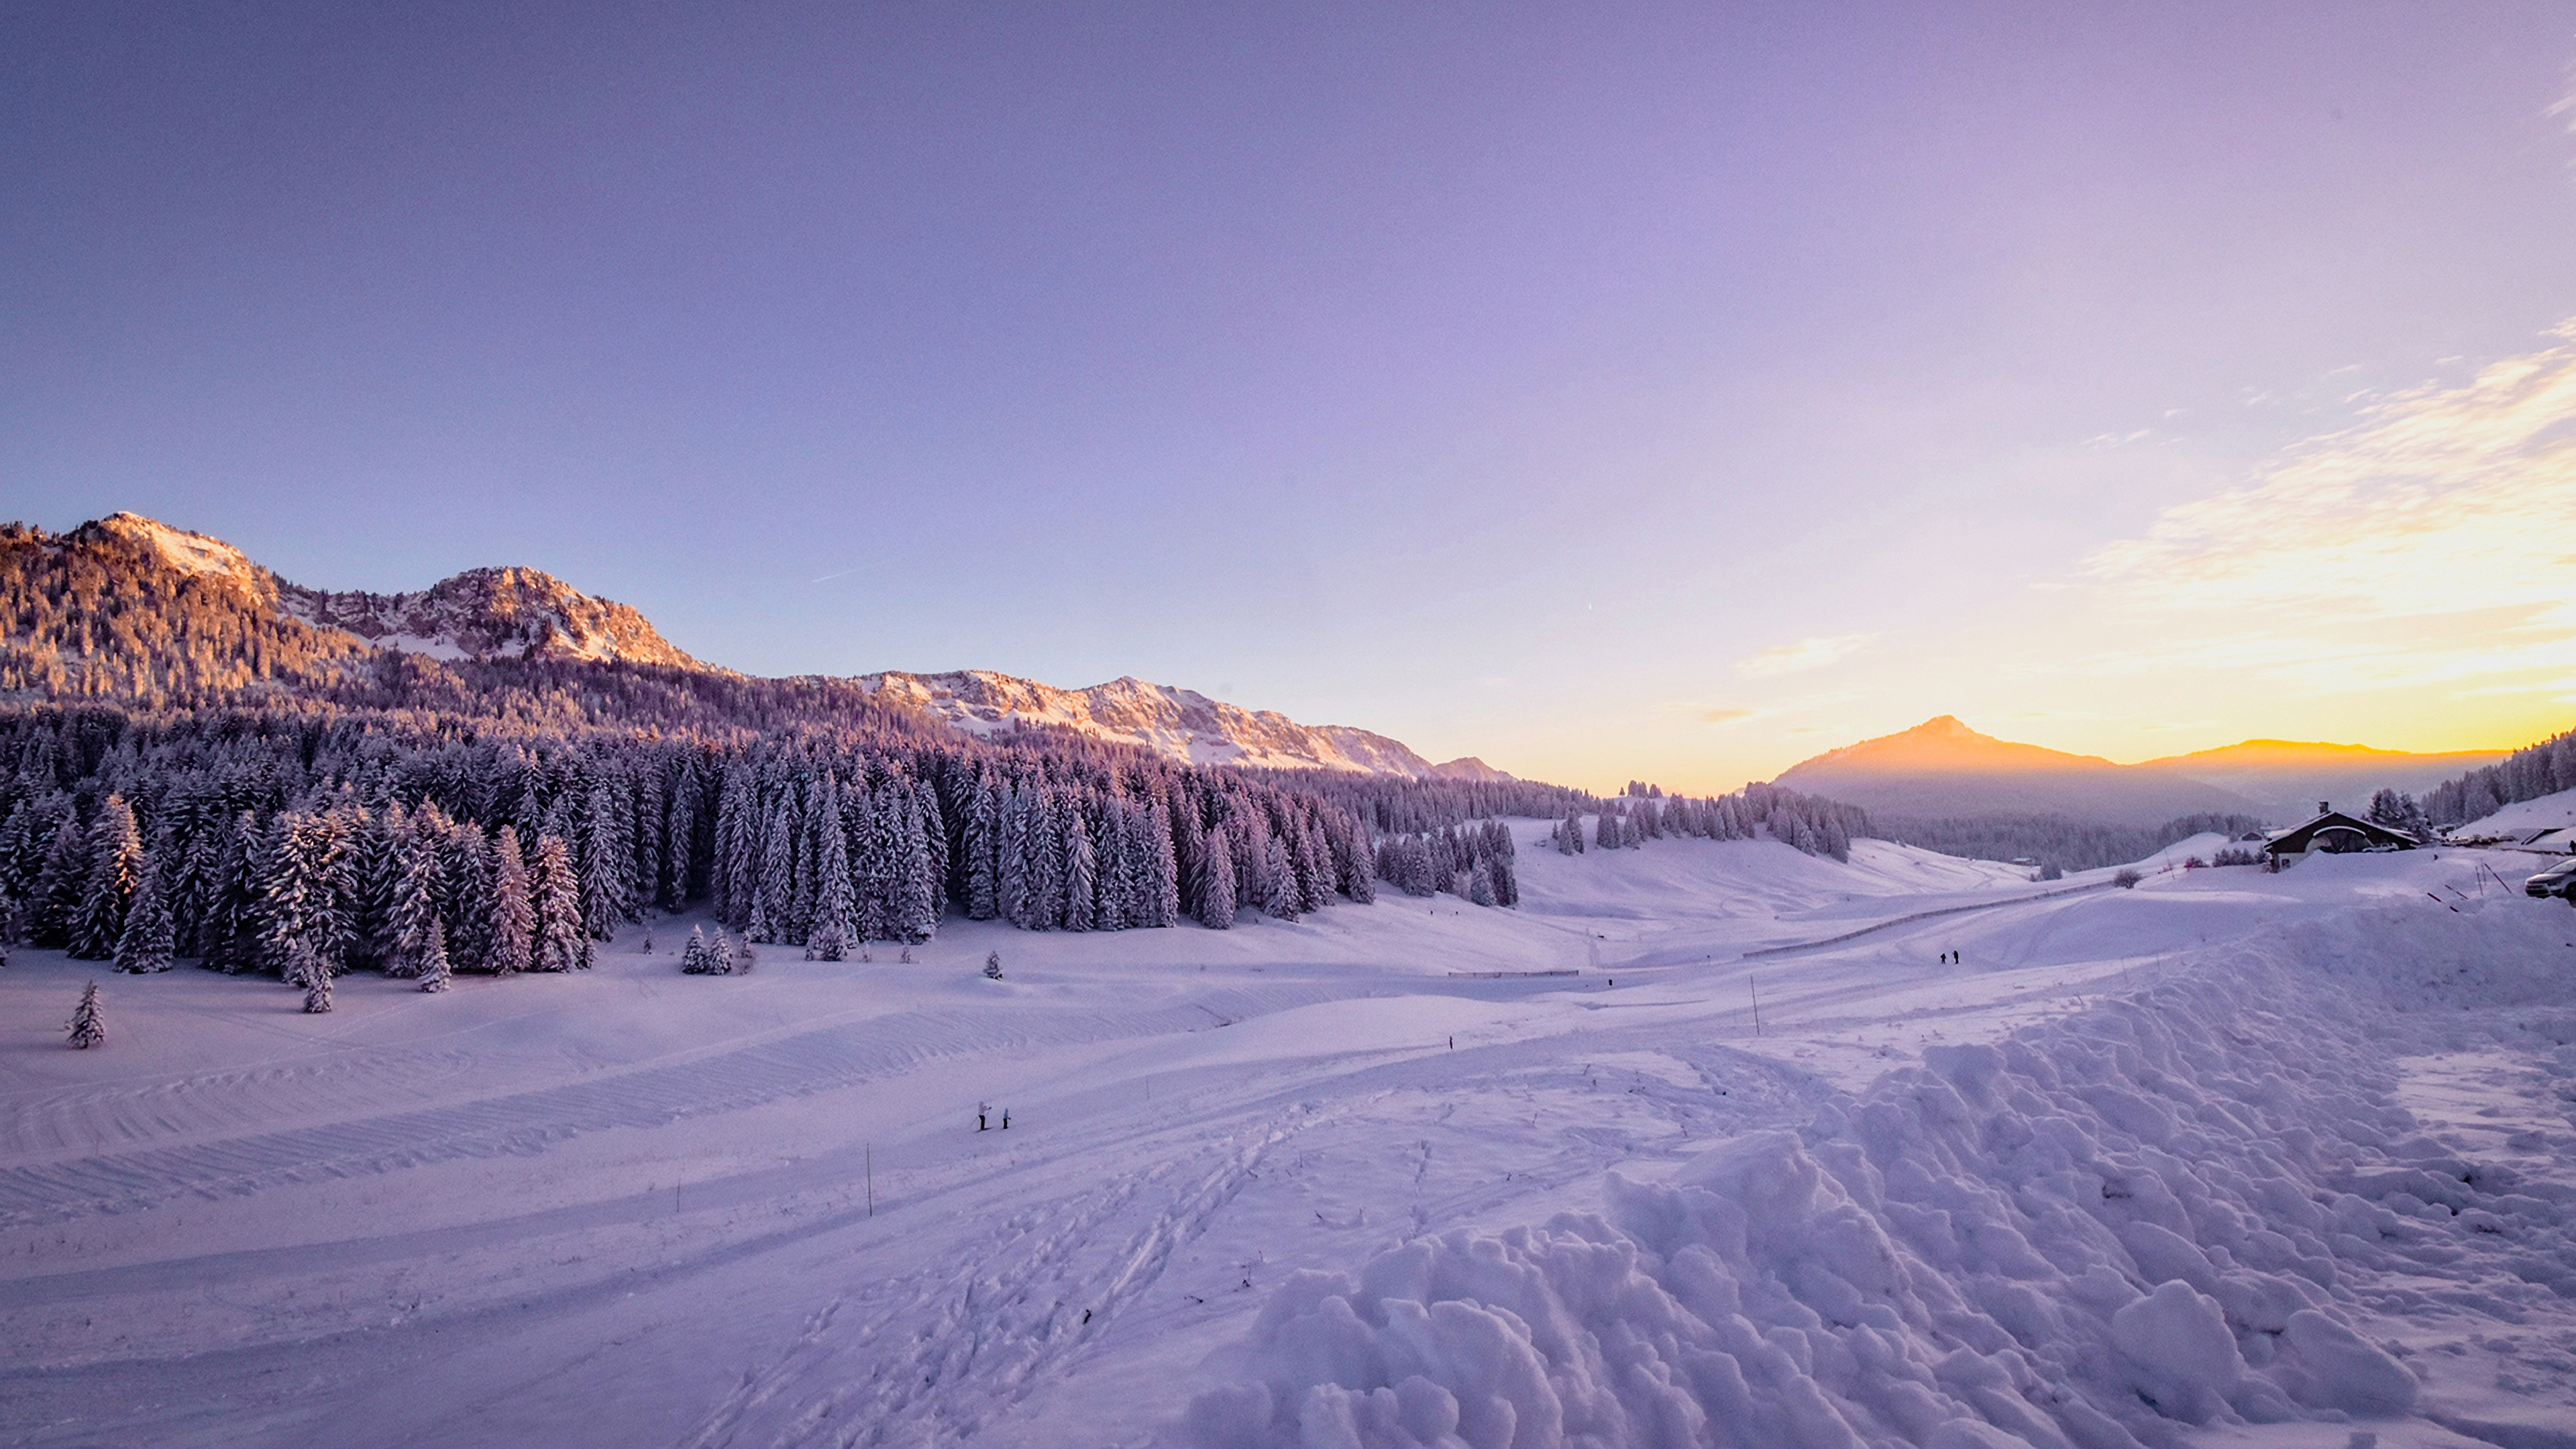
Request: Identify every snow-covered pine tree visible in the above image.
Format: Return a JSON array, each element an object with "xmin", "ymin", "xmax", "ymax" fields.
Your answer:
[
  {"xmin": 786, "ymin": 777, "xmax": 820, "ymax": 945},
  {"xmin": 914, "ymin": 781, "xmax": 949, "ymax": 920},
  {"xmin": 300, "ymin": 948, "xmax": 333, "ymax": 1012},
  {"xmin": 581, "ymin": 780, "xmax": 629, "ymax": 943},
  {"xmin": 70, "ymin": 794, "xmax": 144, "ymax": 960},
  {"xmin": 1467, "ymin": 861, "xmax": 1495, "ymax": 906},
  {"xmin": 1031, "ymin": 789, "xmax": 1067, "ymax": 930},
  {"xmin": 796, "ymin": 773, "xmax": 840, "ymax": 946},
  {"xmin": 438, "ymin": 816, "xmax": 494, "ymax": 972},
  {"xmin": 1148, "ymin": 800, "xmax": 1183, "ymax": 926},
  {"xmin": 1062, "ymin": 806, "xmax": 1097, "ymax": 932},
  {"xmin": 114, "ymin": 854, "xmax": 175, "ymax": 973},
  {"xmin": 67, "ymin": 979, "xmax": 104, "ymax": 1048},
  {"xmin": 199, "ymin": 811, "xmax": 260, "ymax": 973},
  {"xmin": 1090, "ymin": 799, "xmax": 1124, "ymax": 932},
  {"xmin": 896, "ymin": 788, "xmax": 939, "ymax": 943},
  {"xmin": 661, "ymin": 757, "xmax": 699, "ymax": 911},
  {"xmin": 529, "ymin": 833, "xmax": 588, "ymax": 971},
  {"xmin": 808, "ymin": 782, "xmax": 855, "ymax": 959},
  {"xmin": 713, "ymin": 928, "xmax": 738, "ymax": 975},
  {"xmin": 260, "ymin": 812, "xmax": 345, "ymax": 979},
  {"xmin": 30, "ymin": 811, "xmax": 91, "ymax": 949},
  {"xmin": 384, "ymin": 823, "xmax": 442, "ymax": 977},
  {"xmin": 485, "ymin": 826, "xmax": 535, "ymax": 976},
  {"xmin": 353, "ymin": 800, "xmax": 406, "ymax": 970},
  {"xmin": 1260, "ymin": 830, "xmax": 1296, "ymax": 921},
  {"xmin": 965, "ymin": 771, "xmax": 1002, "ymax": 920},
  {"xmin": 999, "ymin": 784, "xmax": 1033, "ymax": 928},
  {"xmin": 1198, "ymin": 824, "xmax": 1236, "ymax": 929},
  {"xmin": 710, "ymin": 761, "xmax": 754, "ymax": 928},
  {"xmin": 417, "ymin": 917, "xmax": 451, "ymax": 991}
]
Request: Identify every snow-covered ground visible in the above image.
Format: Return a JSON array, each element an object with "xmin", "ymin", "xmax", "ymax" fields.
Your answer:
[
  {"xmin": 3, "ymin": 832, "xmax": 2572, "ymax": 1449},
  {"xmin": 2453, "ymin": 788, "xmax": 2576, "ymax": 849}
]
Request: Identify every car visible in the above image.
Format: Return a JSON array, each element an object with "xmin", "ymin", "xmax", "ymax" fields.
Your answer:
[{"xmin": 2524, "ymin": 858, "xmax": 2576, "ymax": 902}]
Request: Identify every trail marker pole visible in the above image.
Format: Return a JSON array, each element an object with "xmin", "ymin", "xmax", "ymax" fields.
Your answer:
[
  {"xmin": 1750, "ymin": 974, "xmax": 1762, "ymax": 1036},
  {"xmin": 867, "ymin": 1144, "xmax": 873, "ymax": 1218}
]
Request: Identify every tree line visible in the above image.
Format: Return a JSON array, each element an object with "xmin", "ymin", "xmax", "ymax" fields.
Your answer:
[
  {"xmin": 1556, "ymin": 782, "xmax": 1870, "ymax": 861},
  {"xmin": 0, "ymin": 704, "xmax": 1380, "ymax": 985},
  {"xmin": 2424, "ymin": 726, "xmax": 2576, "ymax": 827},
  {"xmin": 1874, "ymin": 810, "xmax": 2267, "ymax": 873}
]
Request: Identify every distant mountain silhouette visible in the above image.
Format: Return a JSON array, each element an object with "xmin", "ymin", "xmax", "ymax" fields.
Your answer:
[{"xmin": 1774, "ymin": 716, "xmax": 2259, "ymax": 826}]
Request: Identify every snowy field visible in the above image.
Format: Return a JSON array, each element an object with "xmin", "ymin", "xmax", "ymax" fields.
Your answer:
[{"xmin": 3, "ymin": 831, "xmax": 2574, "ymax": 1449}]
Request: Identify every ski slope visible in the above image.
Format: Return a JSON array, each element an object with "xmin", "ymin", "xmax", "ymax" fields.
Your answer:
[{"xmin": 1, "ymin": 831, "xmax": 2571, "ymax": 1449}]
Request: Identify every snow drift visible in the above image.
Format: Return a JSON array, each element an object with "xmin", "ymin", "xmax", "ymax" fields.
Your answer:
[{"xmin": 1170, "ymin": 901, "xmax": 2576, "ymax": 1448}]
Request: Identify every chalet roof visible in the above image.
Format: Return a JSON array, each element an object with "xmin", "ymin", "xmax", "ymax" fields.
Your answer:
[{"xmin": 2261, "ymin": 809, "xmax": 2417, "ymax": 856}]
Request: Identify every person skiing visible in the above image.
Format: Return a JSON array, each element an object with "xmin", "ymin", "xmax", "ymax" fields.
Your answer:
[
  {"xmin": 977, "ymin": 1102, "xmax": 989, "ymax": 1131},
  {"xmin": 1002, "ymin": 1108, "xmax": 1010, "ymax": 1130}
]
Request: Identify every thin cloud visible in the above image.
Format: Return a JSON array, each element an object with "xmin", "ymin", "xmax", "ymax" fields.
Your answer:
[
  {"xmin": 2080, "ymin": 319, "xmax": 2576, "ymax": 695},
  {"xmin": 1736, "ymin": 633, "xmax": 1876, "ymax": 678}
]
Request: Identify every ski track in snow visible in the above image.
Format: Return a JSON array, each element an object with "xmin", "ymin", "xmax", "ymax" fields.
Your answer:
[
  {"xmin": 0, "ymin": 988, "xmax": 1351, "ymax": 1229},
  {"xmin": 2, "ymin": 836, "xmax": 2573, "ymax": 1449}
]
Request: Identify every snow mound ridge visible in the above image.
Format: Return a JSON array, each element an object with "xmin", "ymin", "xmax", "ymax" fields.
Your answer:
[
  {"xmin": 861, "ymin": 669, "xmax": 1499, "ymax": 779},
  {"xmin": 277, "ymin": 565, "xmax": 700, "ymax": 668},
  {"xmin": 1172, "ymin": 904, "xmax": 2576, "ymax": 1449}
]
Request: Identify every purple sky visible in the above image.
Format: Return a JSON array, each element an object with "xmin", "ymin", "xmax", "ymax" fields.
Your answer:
[{"xmin": 8, "ymin": 3, "xmax": 2575, "ymax": 790}]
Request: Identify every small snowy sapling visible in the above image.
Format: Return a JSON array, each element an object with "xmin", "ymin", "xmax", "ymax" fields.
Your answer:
[
  {"xmin": 984, "ymin": 951, "xmax": 1003, "ymax": 980},
  {"xmin": 67, "ymin": 979, "xmax": 105, "ymax": 1049}
]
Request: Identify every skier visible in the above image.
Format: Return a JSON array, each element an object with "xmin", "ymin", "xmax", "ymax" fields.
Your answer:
[
  {"xmin": 977, "ymin": 1102, "xmax": 989, "ymax": 1131},
  {"xmin": 1002, "ymin": 1108, "xmax": 1010, "ymax": 1130}
]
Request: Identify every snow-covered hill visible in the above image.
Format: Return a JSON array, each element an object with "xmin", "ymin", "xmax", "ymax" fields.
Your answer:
[{"xmin": 861, "ymin": 669, "xmax": 1505, "ymax": 778}]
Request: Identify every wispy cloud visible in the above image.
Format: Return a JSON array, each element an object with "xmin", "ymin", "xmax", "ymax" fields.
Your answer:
[
  {"xmin": 2080, "ymin": 321, "xmax": 2576, "ymax": 695},
  {"xmin": 1735, "ymin": 633, "xmax": 1876, "ymax": 678}
]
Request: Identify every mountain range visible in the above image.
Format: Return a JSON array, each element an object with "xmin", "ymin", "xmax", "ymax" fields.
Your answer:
[
  {"xmin": 1774, "ymin": 715, "xmax": 2505, "ymax": 827},
  {"xmin": 2, "ymin": 513, "xmax": 1497, "ymax": 780},
  {"xmin": 0, "ymin": 513, "xmax": 2517, "ymax": 820}
]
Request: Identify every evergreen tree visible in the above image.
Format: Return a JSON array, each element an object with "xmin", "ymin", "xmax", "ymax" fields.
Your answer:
[
  {"xmin": 67, "ymin": 979, "xmax": 105, "ymax": 1048},
  {"xmin": 751, "ymin": 798, "xmax": 794, "ymax": 943},
  {"xmin": 417, "ymin": 917, "xmax": 451, "ymax": 991},
  {"xmin": 485, "ymin": 826, "xmax": 535, "ymax": 976},
  {"xmin": 896, "ymin": 789, "xmax": 939, "ymax": 943},
  {"xmin": 299, "ymin": 948, "xmax": 333, "ymax": 1012},
  {"xmin": 1063, "ymin": 807, "xmax": 1097, "ymax": 932},
  {"xmin": 529, "ymin": 833, "xmax": 588, "ymax": 971},
  {"xmin": 114, "ymin": 855, "xmax": 175, "ymax": 973},
  {"xmin": 71, "ymin": 794, "xmax": 144, "ymax": 959},
  {"xmin": 965, "ymin": 771, "xmax": 1002, "ymax": 920},
  {"xmin": 1148, "ymin": 800, "xmax": 1182, "ymax": 926},
  {"xmin": 30, "ymin": 810, "xmax": 90, "ymax": 948},
  {"xmin": 713, "ymin": 928, "xmax": 738, "ymax": 975},
  {"xmin": 682, "ymin": 925, "xmax": 716, "ymax": 973},
  {"xmin": 198, "ymin": 811, "xmax": 259, "ymax": 973},
  {"xmin": 384, "ymin": 824, "xmax": 443, "ymax": 977},
  {"xmin": 809, "ymin": 781, "xmax": 855, "ymax": 958},
  {"xmin": 1260, "ymin": 830, "xmax": 1296, "ymax": 921},
  {"xmin": 261, "ymin": 812, "xmax": 350, "ymax": 978},
  {"xmin": 1198, "ymin": 824, "xmax": 1236, "ymax": 929},
  {"xmin": 580, "ymin": 781, "xmax": 629, "ymax": 942}
]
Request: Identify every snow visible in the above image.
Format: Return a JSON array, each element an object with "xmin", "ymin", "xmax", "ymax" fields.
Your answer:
[
  {"xmin": 3, "ymin": 836, "xmax": 2573, "ymax": 1448},
  {"xmin": 2454, "ymin": 787, "xmax": 2576, "ymax": 845},
  {"xmin": 859, "ymin": 670, "xmax": 1457, "ymax": 776}
]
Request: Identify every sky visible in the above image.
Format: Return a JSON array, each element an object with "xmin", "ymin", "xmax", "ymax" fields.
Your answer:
[{"xmin": 6, "ymin": 2, "xmax": 2575, "ymax": 794}]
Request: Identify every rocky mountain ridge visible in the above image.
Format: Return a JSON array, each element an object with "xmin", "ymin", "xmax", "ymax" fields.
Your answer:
[
  {"xmin": 860, "ymin": 669, "xmax": 1507, "ymax": 780},
  {"xmin": 7, "ymin": 513, "xmax": 1491, "ymax": 779}
]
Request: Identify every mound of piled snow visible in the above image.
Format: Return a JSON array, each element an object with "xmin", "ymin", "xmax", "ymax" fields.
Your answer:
[{"xmin": 1169, "ymin": 901, "xmax": 2576, "ymax": 1449}]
